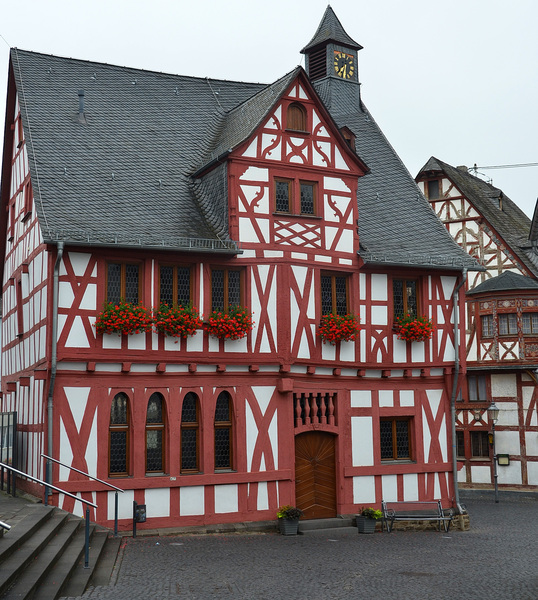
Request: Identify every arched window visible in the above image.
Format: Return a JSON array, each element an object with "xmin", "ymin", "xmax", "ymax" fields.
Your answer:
[
  {"xmin": 287, "ymin": 103, "xmax": 307, "ymax": 132},
  {"xmin": 214, "ymin": 391, "xmax": 233, "ymax": 470},
  {"xmin": 181, "ymin": 392, "xmax": 200, "ymax": 472},
  {"xmin": 109, "ymin": 392, "xmax": 130, "ymax": 476},
  {"xmin": 146, "ymin": 393, "xmax": 165, "ymax": 473}
]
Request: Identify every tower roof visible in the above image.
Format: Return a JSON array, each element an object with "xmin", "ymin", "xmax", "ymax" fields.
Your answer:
[{"xmin": 301, "ymin": 5, "xmax": 363, "ymax": 53}]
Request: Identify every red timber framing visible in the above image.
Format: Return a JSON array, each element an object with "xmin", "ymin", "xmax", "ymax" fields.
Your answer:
[{"xmin": 1, "ymin": 70, "xmax": 469, "ymax": 531}]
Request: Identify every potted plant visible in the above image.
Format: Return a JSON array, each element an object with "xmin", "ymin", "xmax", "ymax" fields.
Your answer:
[
  {"xmin": 94, "ymin": 301, "xmax": 153, "ymax": 335},
  {"xmin": 395, "ymin": 314, "xmax": 435, "ymax": 342},
  {"xmin": 276, "ymin": 505, "xmax": 304, "ymax": 536},
  {"xmin": 356, "ymin": 506, "xmax": 382, "ymax": 534},
  {"xmin": 153, "ymin": 304, "xmax": 203, "ymax": 338},
  {"xmin": 318, "ymin": 313, "xmax": 360, "ymax": 345},
  {"xmin": 205, "ymin": 305, "xmax": 254, "ymax": 340}
]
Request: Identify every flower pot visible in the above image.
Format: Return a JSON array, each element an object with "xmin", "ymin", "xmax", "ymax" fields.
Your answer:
[
  {"xmin": 278, "ymin": 517, "xmax": 300, "ymax": 536},
  {"xmin": 356, "ymin": 515, "xmax": 377, "ymax": 534}
]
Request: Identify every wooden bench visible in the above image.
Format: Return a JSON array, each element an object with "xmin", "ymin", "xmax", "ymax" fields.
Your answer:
[{"xmin": 381, "ymin": 500, "xmax": 454, "ymax": 533}]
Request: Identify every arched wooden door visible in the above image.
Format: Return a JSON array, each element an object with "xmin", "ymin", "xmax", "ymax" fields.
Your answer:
[{"xmin": 295, "ymin": 431, "xmax": 337, "ymax": 519}]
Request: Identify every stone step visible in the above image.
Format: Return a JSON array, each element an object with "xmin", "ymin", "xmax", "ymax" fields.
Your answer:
[
  {"xmin": 49, "ymin": 529, "xmax": 110, "ymax": 600},
  {"xmin": 0, "ymin": 505, "xmax": 55, "ymax": 563},
  {"xmin": 300, "ymin": 526, "xmax": 359, "ymax": 537},
  {"xmin": 298, "ymin": 517, "xmax": 354, "ymax": 532},
  {"xmin": 0, "ymin": 510, "xmax": 69, "ymax": 596}
]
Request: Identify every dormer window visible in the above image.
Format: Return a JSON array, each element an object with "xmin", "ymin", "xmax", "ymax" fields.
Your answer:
[
  {"xmin": 427, "ymin": 180, "xmax": 440, "ymax": 200},
  {"xmin": 287, "ymin": 102, "xmax": 307, "ymax": 132},
  {"xmin": 340, "ymin": 126, "xmax": 356, "ymax": 149}
]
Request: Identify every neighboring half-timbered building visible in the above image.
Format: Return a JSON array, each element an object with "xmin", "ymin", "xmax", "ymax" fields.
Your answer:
[
  {"xmin": 416, "ymin": 157, "xmax": 538, "ymax": 491},
  {"xmin": 0, "ymin": 8, "xmax": 478, "ymax": 530}
]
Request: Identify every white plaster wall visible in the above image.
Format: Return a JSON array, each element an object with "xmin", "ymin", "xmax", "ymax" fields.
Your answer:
[
  {"xmin": 379, "ymin": 390, "xmax": 394, "ymax": 407},
  {"xmin": 496, "ymin": 431, "xmax": 520, "ymax": 454},
  {"xmin": 370, "ymin": 274, "xmax": 388, "ymax": 301},
  {"xmin": 381, "ymin": 474, "xmax": 398, "ymax": 501},
  {"xmin": 352, "ymin": 475, "xmax": 375, "ymax": 505},
  {"xmin": 403, "ymin": 473, "xmax": 419, "ymax": 501},
  {"xmin": 400, "ymin": 390, "xmax": 414, "ymax": 407},
  {"xmin": 525, "ymin": 431, "xmax": 538, "ymax": 457},
  {"xmin": 108, "ymin": 489, "xmax": 134, "ymax": 520},
  {"xmin": 491, "ymin": 374, "xmax": 517, "ymax": 397},
  {"xmin": 470, "ymin": 465, "xmax": 491, "ymax": 483},
  {"xmin": 214, "ymin": 484, "xmax": 238, "ymax": 514},
  {"xmin": 498, "ymin": 463, "xmax": 522, "ymax": 485},
  {"xmin": 351, "ymin": 417, "xmax": 373, "ymax": 466},
  {"xmin": 179, "ymin": 486, "xmax": 205, "ymax": 516},
  {"xmin": 527, "ymin": 462, "xmax": 538, "ymax": 485},
  {"xmin": 350, "ymin": 390, "xmax": 371, "ymax": 408},
  {"xmin": 496, "ymin": 402, "xmax": 520, "ymax": 426},
  {"xmin": 457, "ymin": 465, "xmax": 467, "ymax": 483},
  {"xmin": 255, "ymin": 481, "xmax": 269, "ymax": 511},
  {"xmin": 370, "ymin": 305, "xmax": 387, "ymax": 326},
  {"xmin": 145, "ymin": 488, "xmax": 171, "ymax": 518}
]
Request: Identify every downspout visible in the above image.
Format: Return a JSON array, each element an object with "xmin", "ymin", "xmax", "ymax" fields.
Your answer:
[
  {"xmin": 46, "ymin": 242, "xmax": 64, "ymax": 495},
  {"xmin": 450, "ymin": 268, "xmax": 467, "ymax": 514}
]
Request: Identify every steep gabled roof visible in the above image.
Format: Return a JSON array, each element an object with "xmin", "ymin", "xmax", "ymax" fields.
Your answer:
[
  {"xmin": 467, "ymin": 270, "xmax": 538, "ymax": 295},
  {"xmin": 312, "ymin": 80, "xmax": 478, "ymax": 271},
  {"xmin": 301, "ymin": 5, "xmax": 363, "ymax": 53},
  {"xmin": 417, "ymin": 157, "xmax": 538, "ymax": 276},
  {"xmin": 5, "ymin": 48, "xmax": 268, "ymax": 252}
]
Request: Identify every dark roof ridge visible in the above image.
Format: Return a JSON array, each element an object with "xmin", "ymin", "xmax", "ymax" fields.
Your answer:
[{"xmin": 10, "ymin": 47, "xmax": 268, "ymax": 89}]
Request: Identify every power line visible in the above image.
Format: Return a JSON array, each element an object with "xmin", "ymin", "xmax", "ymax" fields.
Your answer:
[{"xmin": 472, "ymin": 162, "xmax": 538, "ymax": 171}]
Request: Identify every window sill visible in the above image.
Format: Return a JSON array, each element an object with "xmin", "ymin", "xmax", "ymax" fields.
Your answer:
[
  {"xmin": 272, "ymin": 212, "xmax": 321, "ymax": 220},
  {"xmin": 145, "ymin": 472, "xmax": 167, "ymax": 477},
  {"xmin": 380, "ymin": 459, "xmax": 415, "ymax": 465},
  {"xmin": 285, "ymin": 128, "xmax": 310, "ymax": 136}
]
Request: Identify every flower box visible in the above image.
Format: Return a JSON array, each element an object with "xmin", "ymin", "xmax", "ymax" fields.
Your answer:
[
  {"xmin": 395, "ymin": 314, "xmax": 435, "ymax": 342},
  {"xmin": 205, "ymin": 306, "xmax": 254, "ymax": 340},
  {"xmin": 95, "ymin": 301, "xmax": 153, "ymax": 336},
  {"xmin": 318, "ymin": 313, "xmax": 360, "ymax": 345},
  {"xmin": 153, "ymin": 304, "xmax": 203, "ymax": 338}
]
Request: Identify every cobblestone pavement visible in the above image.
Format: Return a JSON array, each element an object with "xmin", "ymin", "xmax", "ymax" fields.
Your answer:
[{"xmin": 68, "ymin": 490, "xmax": 536, "ymax": 600}]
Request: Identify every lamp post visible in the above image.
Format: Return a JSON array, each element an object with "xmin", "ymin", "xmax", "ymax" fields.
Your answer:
[{"xmin": 487, "ymin": 401, "xmax": 500, "ymax": 503}]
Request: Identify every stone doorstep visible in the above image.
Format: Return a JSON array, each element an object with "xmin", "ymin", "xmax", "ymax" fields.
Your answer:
[{"xmin": 116, "ymin": 513, "xmax": 470, "ymax": 538}]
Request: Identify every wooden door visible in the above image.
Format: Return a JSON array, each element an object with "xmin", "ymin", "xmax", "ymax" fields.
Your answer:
[{"xmin": 295, "ymin": 431, "xmax": 337, "ymax": 519}]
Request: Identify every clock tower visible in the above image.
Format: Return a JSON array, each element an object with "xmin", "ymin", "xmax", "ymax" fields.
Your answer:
[{"xmin": 301, "ymin": 6, "xmax": 363, "ymax": 84}]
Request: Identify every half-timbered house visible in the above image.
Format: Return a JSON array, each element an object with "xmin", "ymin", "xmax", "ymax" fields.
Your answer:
[
  {"xmin": 0, "ymin": 8, "xmax": 478, "ymax": 530},
  {"xmin": 416, "ymin": 157, "xmax": 538, "ymax": 490}
]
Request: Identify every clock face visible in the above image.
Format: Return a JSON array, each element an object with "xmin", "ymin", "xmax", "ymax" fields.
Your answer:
[{"xmin": 333, "ymin": 51, "xmax": 355, "ymax": 79}]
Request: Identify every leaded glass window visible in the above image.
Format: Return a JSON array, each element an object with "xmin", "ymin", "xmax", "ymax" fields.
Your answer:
[
  {"xmin": 522, "ymin": 313, "xmax": 538, "ymax": 334},
  {"xmin": 470, "ymin": 431, "xmax": 489, "ymax": 458},
  {"xmin": 300, "ymin": 182, "xmax": 315, "ymax": 215},
  {"xmin": 215, "ymin": 391, "xmax": 232, "ymax": 470},
  {"xmin": 393, "ymin": 279, "xmax": 417, "ymax": 318},
  {"xmin": 107, "ymin": 263, "xmax": 140, "ymax": 304},
  {"xmin": 275, "ymin": 180, "xmax": 291, "ymax": 213},
  {"xmin": 146, "ymin": 393, "xmax": 165, "ymax": 473},
  {"xmin": 211, "ymin": 269, "xmax": 243, "ymax": 312},
  {"xmin": 109, "ymin": 393, "xmax": 130, "ymax": 476},
  {"xmin": 159, "ymin": 265, "xmax": 191, "ymax": 307},
  {"xmin": 321, "ymin": 273, "xmax": 348, "ymax": 315},
  {"xmin": 481, "ymin": 314, "xmax": 494, "ymax": 337},
  {"xmin": 380, "ymin": 418, "xmax": 411, "ymax": 461},
  {"xmin": 181, "ymin": 392, "xmax": 199, "ymax": 472},
  {"xmin": 499, "ymin": 313, "xmax": 517, "ymax": 335}
]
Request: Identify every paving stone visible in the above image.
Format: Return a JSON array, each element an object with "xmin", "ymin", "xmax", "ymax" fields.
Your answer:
[{"xmin": 55, "ymin": 490, "xmax": 537, "ymax": 600}]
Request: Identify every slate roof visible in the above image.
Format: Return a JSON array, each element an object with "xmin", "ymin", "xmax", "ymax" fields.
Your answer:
[
  {"xmin": 467, "ymin": 271, "xmax": 538, "ymax": 295},
  {"xmin": 301, "ymin": 6, "xmax": 363, "ymax": 52},
  {"xmin": 2, "ymin": 45, "xmax": 478, "ymax": 270},
  {"xmin": 417, "ymin": 157, "xmax": 538, "ymax": 276},
  {"xmin": 6, "ymin": 48, "xmax": 267, "ymax": 252},
  {"xmin": 313, "ymin": 79, "xmax": 478, "ymax": 270}
]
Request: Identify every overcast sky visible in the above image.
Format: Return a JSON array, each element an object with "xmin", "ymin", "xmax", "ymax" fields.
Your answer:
[{"xmin": 1, "ymin": 0, "xmax": 537, "ymax": 217}]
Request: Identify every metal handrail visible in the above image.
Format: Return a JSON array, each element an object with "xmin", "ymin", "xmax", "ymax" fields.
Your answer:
[
  {"xmin": 0, "ymin": 461, "xmax": 95, "ymax": 568},
  {"xmin": 42, "ymin": 453, "xmax": 123, "ymax": 535},
  {"xmin": 0, "ymin": 520, "xmax": 11, "ymax": 531}
]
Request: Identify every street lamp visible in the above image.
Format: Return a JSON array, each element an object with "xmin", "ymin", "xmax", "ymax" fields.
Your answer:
[{"xmin": 487, "ymin": 401, "xmax": 500, "ymax": 503}]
